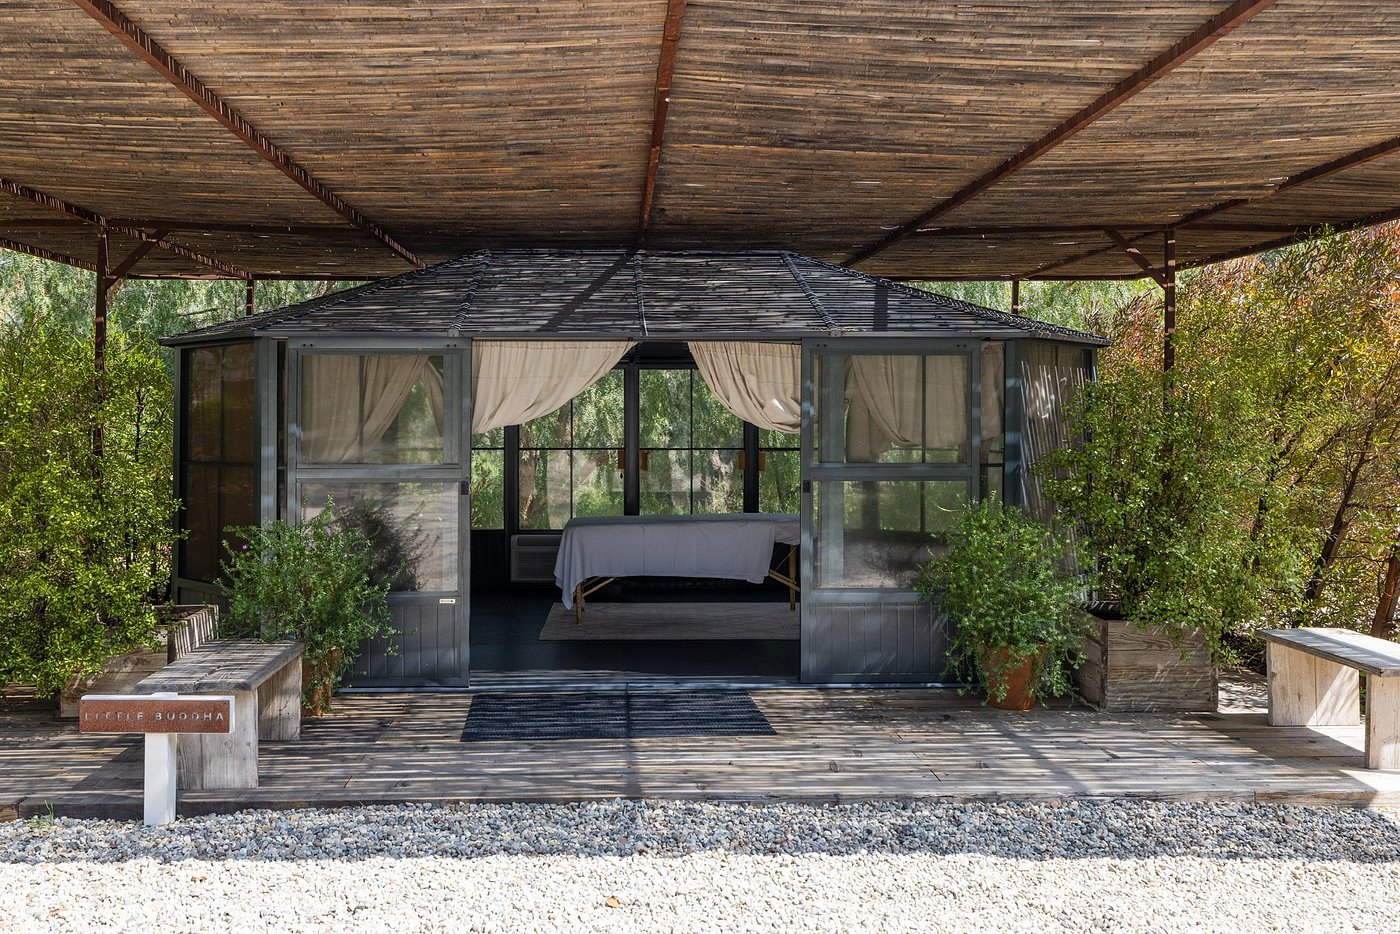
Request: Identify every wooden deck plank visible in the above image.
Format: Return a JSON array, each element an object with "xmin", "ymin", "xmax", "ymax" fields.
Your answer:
[{"xmin": 8, "ymin": 686, "xmax": 1400, "ymax": 817}]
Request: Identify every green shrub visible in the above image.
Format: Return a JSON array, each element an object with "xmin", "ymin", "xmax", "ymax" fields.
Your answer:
[
  {"xmin": 0, "ymin": 311, "xmax": 176, "ymax": 696},
  {"xmin": 915, "ymin": 497, "xmax": 1089, "ymax": 702},
  {"xmin": 220, "ymin": 503, "xmax": 394, "ymax": 711}
]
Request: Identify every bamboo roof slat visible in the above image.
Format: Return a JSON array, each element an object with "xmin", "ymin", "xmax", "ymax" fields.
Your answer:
[{"xmin": 1, "ymin": 1, "xmax": 1398, "ymax": 281}]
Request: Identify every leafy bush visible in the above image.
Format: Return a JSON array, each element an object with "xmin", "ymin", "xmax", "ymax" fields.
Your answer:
[
  {"xmin": 0, "ymin": 309, "xmax": 177, "ymax": 696},
  {"xmin": 220, "ymin": 503, "xmax": 394, "ymax": 712},
  {"xmin": 915, "ymin": 497, "xmax": 1089, "ymax": 702}
]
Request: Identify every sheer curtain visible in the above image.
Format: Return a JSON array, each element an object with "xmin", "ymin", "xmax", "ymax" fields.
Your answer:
[
  {"xmin": 471, "ymin": 340, "xmax": 633, "ymax": 433},
  {"xmin": 302, "ymin": 355, "xmax": 441, "ymax": 463},
  {"xmin": 688, "ymin": 341, "xmax": 800, "ymax": 433},
  {"xmin": 846, "ymin": 355, "xmax": 967, "ymax": 462}
]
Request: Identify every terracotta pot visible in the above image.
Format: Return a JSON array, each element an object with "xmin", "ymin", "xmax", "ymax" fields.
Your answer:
[
  {"xmin": 301, "ymin": 648, "xmax": 342, "ymax": 718},
  {"xmin": 976, "ymin": 644, "xmax": 1047, "ymax": 711}
]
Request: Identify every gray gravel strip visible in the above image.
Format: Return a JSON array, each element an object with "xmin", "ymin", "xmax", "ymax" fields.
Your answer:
[{"xmin": 3, "ymin": 800, "xmax": 1399, "ymax": 932}]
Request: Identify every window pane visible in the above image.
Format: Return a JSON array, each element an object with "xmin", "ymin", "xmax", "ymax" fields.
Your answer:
[
  {"xmin": 640, "ymin": 449, "xmax": 690, "ymax": 515},
  {"xmin": 817, "ymin": 354, "xmax": 969, "ymax": 465},
  {"xmin": 519, "ymin": 449, "xmax": 570, "ymax": 529},
  {"xmin": 572, "ymin": 449, "xmax": 624, "ymax": 518},
  {"xmin": 471, "ymin": 449, "xmax": 505, "ymax": 529},
  {"xmin": 221, "ymin": 343, "xmax": 256, "ymax": 464},
  {"xmin": 301, "ymin": 482, "xmax": 458, "ymax": 592},
  {"xmin": 571, "ymin": 369, "xmax": 624, "ymax": 448},
  {"xmin": 758, "ymin": 427, "xmax": 799, "ymax": 449},
  {"xmin": 186, "ymin": 347, "xmax": 223, "ymax": 463},
  {"xmin": 639, "ymin": 369, "xmax": 690, "ymax": 448},
  {"xmin": 692, "ymin": 376, "xmax": 743, "ymax": 449},
  {"xmin": 693, "ymin": 449, "xmax": 742, "ymax": 514},
  {"xmin": 758, "ymin": 450, "xmax": 801, "ymax": 513},
  {"xmin": 180, "ymin": 463, "xmax": 219, "ymax": 582},
  {"xmin": 813, "ymin": 480, "xmax": 968, "ymax": 588},
  {"xmin": 521, "ymin": 406, "xmax": 569, "ymax": 449},
  {"xmin": 301, "ymin": 354, "xmax": 445, "ymax": 464},
  {"xmin": 471, "ymin": 427, "xmax": 505, "ymax": 449}
]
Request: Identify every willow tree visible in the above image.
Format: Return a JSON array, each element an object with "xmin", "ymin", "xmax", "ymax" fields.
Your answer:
[{"xmin": 1072, "ymin": 225, "xmax": 1400, "ymax": 638}]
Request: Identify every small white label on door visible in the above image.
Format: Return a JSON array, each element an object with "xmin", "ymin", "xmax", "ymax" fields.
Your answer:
[{"xmin": 438, "ymin": 598, "xmax": 457, "ymax": 605}]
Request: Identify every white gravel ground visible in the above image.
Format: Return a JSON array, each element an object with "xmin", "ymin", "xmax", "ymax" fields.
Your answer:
[{"xmin": 3, "ymin": 800, "xmax": 1399, "ymax": 933}]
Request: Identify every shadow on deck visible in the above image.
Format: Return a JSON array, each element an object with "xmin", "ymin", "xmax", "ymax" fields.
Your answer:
[{"xmin": 3, "ymin": 676, "xmax": 1397, "ymax": 821}]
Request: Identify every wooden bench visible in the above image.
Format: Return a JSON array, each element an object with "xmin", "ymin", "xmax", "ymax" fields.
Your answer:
[
  {"xmin": 133, "ymin": 640, "xmax": 303, "ymax": 789},
  {"xmin": 1261, "ymin": 627, "xmax": 1400, "ymax": 770}
]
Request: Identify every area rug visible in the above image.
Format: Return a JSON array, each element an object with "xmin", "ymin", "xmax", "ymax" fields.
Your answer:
[
  {"xmin": 538, "ymin": 602, "xmax": 799, "ymax": 641},
  {"xmin": 461, "ymin": 690, "xmax": 776, "ymax": 741}
]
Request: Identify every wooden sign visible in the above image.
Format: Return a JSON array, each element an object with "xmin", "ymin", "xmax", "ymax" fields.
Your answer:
[{"xmin": 78, "ymin": 694, "xmax": 234, "ymax": 734}]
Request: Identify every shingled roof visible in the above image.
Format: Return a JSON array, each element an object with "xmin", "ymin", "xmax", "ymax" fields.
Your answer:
[{"xmin": 165, "ymin": 249, "xmax": 1107, "ymax": 347}]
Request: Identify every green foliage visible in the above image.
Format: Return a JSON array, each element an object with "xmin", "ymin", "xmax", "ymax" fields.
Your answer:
[
  {"xmin": 915, "ymin": 497, "xmax": 1090, "ymax": 702},
  {"xmin": 220, "ymin": 503, "xmax": 394, "ymax": 711},
  {"xmin": 1037, "ymin": 366, "xmax": 1300, "ymax": 656},
  {"xmin": 0, "ymin": 307, "xmax": 178, "ymax": 696},
  {"xmin": 914, "ymin": 279, "xmax": 1154, "ymax": 333}
]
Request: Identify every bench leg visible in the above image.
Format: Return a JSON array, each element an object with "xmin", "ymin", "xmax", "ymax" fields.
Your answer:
[
  {"xmin": 1267, "ymin": 642, "xmax": 1360, "ymax": 726},
  {"xmin": 1366, "ymin": 675, "xmax": 1400, "ymax": 770},
  {"xmin": 178, "ymin": 689, "xmax": 258, "ymax": 789},
  {"xmin": 258, "ymin": 659, "xmax": 302, "ymax": 742}
]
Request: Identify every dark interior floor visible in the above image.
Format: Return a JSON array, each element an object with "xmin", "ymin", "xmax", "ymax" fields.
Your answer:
[{"xmin": 469, "ymin": 579, "xmax": 800, "ymax": 680}]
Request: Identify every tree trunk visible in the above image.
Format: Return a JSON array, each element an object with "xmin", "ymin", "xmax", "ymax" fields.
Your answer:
[
  {"xmin": 1301, "ymin": 451, "xmax": 1370, "ymax": 607},
  {"xmin": 1372, "ymin": 546, "xmax": 1400, "ymax": 641}
]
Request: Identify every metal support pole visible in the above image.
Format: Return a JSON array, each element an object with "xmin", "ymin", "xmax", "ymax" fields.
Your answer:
[
  {"xmin": 94, "ymin": 228, "xmax": 110, "ymax": 459},
  {"xmin": 245, "ymin": 277, "xmax": 256, "ymax": 317},
  {"xmin": 94, "ymin": 227, "xmax": 109, "ymax": 376},
  {"xmin": 1010, "ymin": 279, "xmax": 1023, "ymax": 315},
  {"xmin": 1163, "ymin": 229, "xmax": 1177, "ymax": 371}
]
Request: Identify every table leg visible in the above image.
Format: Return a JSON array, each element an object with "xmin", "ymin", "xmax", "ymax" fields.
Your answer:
[
  {"xmin": 1366, "ymin": 675, "xmax": 1400, "ymax": 770},
  {"xmin": 1267, "ymin": 642, "xmax": 1360, "ymax": 726}
]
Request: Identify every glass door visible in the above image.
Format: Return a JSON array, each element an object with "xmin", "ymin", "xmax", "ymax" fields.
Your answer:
[
  {"xmin": 800, "ymin": 338, "xmax": 980, "ymax": 683},
  {"xmin": 288, "ymin": 341, "xmax": 471, "ymax": 688}
]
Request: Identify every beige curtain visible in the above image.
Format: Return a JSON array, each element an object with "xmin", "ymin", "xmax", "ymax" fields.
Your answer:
[
  {"xmin": 688, "ymin": 341, "xmax": 800, "ymax": 434},
  {"xmin": 302, "ymin": 355, "xmax": 439, "ymax": 463},
  {"xmin": 981, "ymin": 341, "xmax": 1004, "ymax": 445},
  {"xmin": 471, "ymin": 340, "xmax": 633, "ymax": 433},
  {"xmin": 846, "ymin": 355, "xmax": 967, "ymax": 462}
]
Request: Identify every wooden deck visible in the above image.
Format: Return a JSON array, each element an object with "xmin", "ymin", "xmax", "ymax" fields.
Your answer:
[{"xmin": 5, "ymin": 678, "xmax": 1400, "ymax": 821}]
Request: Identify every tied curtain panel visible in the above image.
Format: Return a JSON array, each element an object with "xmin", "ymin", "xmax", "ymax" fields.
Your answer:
[
  {"xmin": 472, "ymin": 340, "xmax": 634, "ymax": 433},
  {"xmin": 843, "ymin": 345, "xmax": 1002, "ymax": 462},
  {"xmin": 302, "ymin": 355, "xmax": 444, "ymax": 463},
  {"xmin": 688, "ymin": 341, "xmax": 801, "ymax": 434}
]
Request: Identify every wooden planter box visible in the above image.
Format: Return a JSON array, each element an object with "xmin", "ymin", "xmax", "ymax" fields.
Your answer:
[
  {"xmin": 1074, "ymin": 616, "xmax": 1217, "ymax": 713},
  {"xmin": 57, "ymin": 605, "xmax": 218, "ymax": 718}
]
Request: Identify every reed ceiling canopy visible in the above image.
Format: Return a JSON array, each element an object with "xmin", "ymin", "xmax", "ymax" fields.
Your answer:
[{"xmin": 2, "ymin": 1, "xmax": 1397, "ymax": 282}]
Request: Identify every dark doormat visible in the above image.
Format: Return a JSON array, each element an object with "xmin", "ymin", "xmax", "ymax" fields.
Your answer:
[{"xmin": 461, "ymin": 690, "xmax": 776, "ymax": 741}]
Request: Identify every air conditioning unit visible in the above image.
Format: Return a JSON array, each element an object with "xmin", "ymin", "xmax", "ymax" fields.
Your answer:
[{"xmin": 510, "ymin": 533, "xmax": 563, "ymax": 583}]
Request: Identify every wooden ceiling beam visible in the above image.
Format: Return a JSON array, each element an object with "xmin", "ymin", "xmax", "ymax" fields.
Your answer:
[
  {"xmin": 912, "ymin": 221, "xmax": 1314, "ymax": 237},
  {"xmin": 71, "ymin": 0, "xmax": 422, "ymax": 269},
  {"xmin": 636, "ymin": 0, "xmax": 688, "ymax": 248},
  {"xmin": 1104, "ymin": 228, "xmax": 1167, "ymax": 285},
  {"xmin": 0, "ymin": 176, "xmax": 248, "ymax": 278},
  {"xmin": 108, "ymin": 228, "xmax": 169, "ymax": 281},
  {"xmin": 0, "ymin": 234, "xmax": 96, "ymax": 271},
  {"xmin": 1183, "ymin": 203, "xmax": 1400, "ymax": 270},
  {"xmin": 844, "ymin": 0, "xmax": 1281, "ymax": 267}
]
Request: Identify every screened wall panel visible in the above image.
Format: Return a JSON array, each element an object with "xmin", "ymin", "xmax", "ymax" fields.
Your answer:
[
  {"xmin": 178, "ymin": 342, "xmax": 256, "ymax": 583},
  {"xmin": 1020, "ymin": 342, "xmax": 1091, "ymax": 521}
]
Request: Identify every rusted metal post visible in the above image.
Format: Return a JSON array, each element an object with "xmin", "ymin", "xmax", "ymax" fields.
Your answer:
[
  {"xmin": 1163, "ymin": 229, "xmax": 1177, "ymax": 371},
  {"xmin": 93, "ymin": 227, "xmax": 111, "ymax": 460},
  {"xmin": 1010, "ymin": 279, "xmax": 1023, "ymax": 315},
  {"xmin": 245, "ymin": 277, "xmax": 256, "ymax": 316}
]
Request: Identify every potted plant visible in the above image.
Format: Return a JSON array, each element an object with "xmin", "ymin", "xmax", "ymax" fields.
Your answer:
[
  {"xmin": 915, "ymin": 496, "xmax": 1089, "ymax": 710},
  {"xmin": 1036, "ymin": 367, "xmax": 1293, "ymax": 711},
  {"xmin": 221, "ymin": 502, "xmax": 394, "ymax": 715}
]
